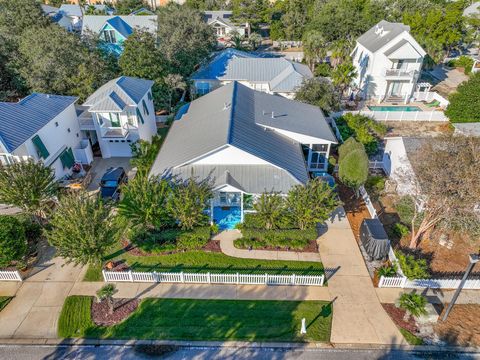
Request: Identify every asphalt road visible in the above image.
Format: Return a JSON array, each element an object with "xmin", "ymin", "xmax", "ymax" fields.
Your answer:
[{"xmin": 0, "ymin": 345, "xmax": 479, "ymax": 360}]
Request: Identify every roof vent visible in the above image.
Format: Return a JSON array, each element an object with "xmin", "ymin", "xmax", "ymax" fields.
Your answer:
[
  {"xmin": 271, "ymin": 111, "xmax": 275, "ymax": 119},
  {"xmin": 223, "ymin": 102, "xmax": 231, "ymax": 110}
]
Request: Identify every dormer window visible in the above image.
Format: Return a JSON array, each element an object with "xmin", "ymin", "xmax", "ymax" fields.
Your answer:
[{"xmin": 103, "ymin": 29, "xmax": 117, "ymax": 44}]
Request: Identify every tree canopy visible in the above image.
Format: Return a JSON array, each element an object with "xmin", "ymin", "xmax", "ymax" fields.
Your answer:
[
  {"xmin": 115, "ymin": 0, "xmax": 150, "ymax": 15},
  {"xmin": 445, "ymin": 73, "xmax": 480, "ymax": 123},
  {"xmin": 294, "ymin": 77, "xmax": 340, "ymax": 115},
  {"xmin": 0, "ymin": 215, "xmax": 27, "ymax": 268},
  {"xmin": 338, "ymin": 138, "xmax": 369, "ymax": 196},
  {"xmin": 157, "ymin": 4, "xmax": 217, "ymax": 78}
]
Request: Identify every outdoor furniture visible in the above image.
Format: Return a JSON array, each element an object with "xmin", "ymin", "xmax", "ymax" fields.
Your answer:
[
  {"xmin": 425, "ymin": 99, "xmax": 440, "ymax": 108},
  {"xmin": 360, "ymin": 218, "xmax": 390, "ymax": 260}
]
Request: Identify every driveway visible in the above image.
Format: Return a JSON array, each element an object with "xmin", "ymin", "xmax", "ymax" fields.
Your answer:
[
  {"xmin": 86, "ymin": 157, "xmax": 135, "ymax": 192},
  {"xmin": 318, "ymin": 207, "xmax": 405, "ymax": 345}
]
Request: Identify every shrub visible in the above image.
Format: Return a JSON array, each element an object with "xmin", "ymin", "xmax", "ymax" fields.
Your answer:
[
  {"xmin": 131, "ymin": 227, "xmax": 211, "ymax": 253},
  {"xmin": 377, "ymin": 263, "xmax": 398, "ymax": 277},
  {"xmin": 239, "ymin": 213, "xmax": 294, "ymax": 230},
  {"xmin": 446, "ymin": 73, "xmax": 480, "ymax": 123},
  {"xmin": 395, "ymin": 251, "xmax": 430, "ymax": 280},
  {"xmin": 338, "ymin": 145, "xmax": 369, "ymax": 196},
  {"xmin": 365, "ymin": 175, "xmax": 385, "ymax": 195},
  {"xmin": 0, "ymin": 216, "xmax": 27, "ymax": 268},
  {"xmin": 327, "ymin": 156, "xmax": 336, "ymax": 174},
  {"xmin": 450, "ymin": 56, "xmax": 474, "ymax": 75},
  {"xmin": 314, "ymin": 63, "xmax": 332, "ymax": 77},
  {"xmin": 236, "ymin": 228, "xmax": 317, "ymax": 250},
  {"xmin": 398, "ymin": 292, "xmax": 427, "ymax": 318},
  {"xmin": 392, "ymin": 223, "xmax": 410, "ymax": 238}
]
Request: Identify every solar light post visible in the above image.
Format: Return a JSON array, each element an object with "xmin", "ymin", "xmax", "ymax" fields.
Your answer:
[{"xmin": 442, "ymin": 253, "xmax": 479, "ymax": 322}]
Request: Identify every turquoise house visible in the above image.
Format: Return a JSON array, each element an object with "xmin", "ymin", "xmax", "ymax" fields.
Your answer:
[{"xmin": 82, "ymin": 15, "xmax": 158, "ymax": 56}]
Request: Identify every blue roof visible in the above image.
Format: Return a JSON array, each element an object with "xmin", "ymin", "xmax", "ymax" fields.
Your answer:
[
  {"xmin": 106, "ymin": 16, "xmax": 133, "ymax": 39},
  {"xmin": 0, "ymin": 94, "xmax": 77, "ymax": 153},
  {"xmin": 192, "ymin": 49, "xmax": 259, "ymax": 80}
]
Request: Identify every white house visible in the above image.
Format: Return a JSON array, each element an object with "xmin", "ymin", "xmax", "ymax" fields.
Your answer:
[
  {"xmin": 352, "ymin": 20, "xmax": 426, "ymax": 104},
  {"xmin": 0, "ymin": 94, "xmax": 93, "ymax": 180},
  {"xmin": 150, "ymin": 81, "xmax": 337, "ymax": 229},
  {"xmin": 79, "ymin": 76, "xmax": 157, "ymax": 158},
  {"xmin": 204, "ymin": 11, "xmax": 250, "ymax": 44},
  {"xmin": 191, "ymin": 49, "xmax": 313, "ymax": 99}
]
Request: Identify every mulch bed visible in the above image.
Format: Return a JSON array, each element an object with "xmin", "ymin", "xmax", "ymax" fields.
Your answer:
[
  {"xmin": 434, "ymin": 304, "xmax": 480, "ymax": 347},
  {"xmin": 235, "ymin": 239, "xmax": 318, "ymax": 253},
  {"xmin": 382, "ymin": 303, "xmax": 418, "ymax": 334},
  {"xmin": 121, "ymin": 239, "xmax": 222, "ymax": 258},
  {"xmin": 91, "ymin": 298, "xmax": 139, "ymax": 326}
]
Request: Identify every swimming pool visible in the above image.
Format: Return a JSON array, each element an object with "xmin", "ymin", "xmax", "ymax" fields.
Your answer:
[
  {"xmin": 368, "ymin": 106, "xmax": 422, "ymax": 112},
  {"xmin": 213, "ymin": 206, "xmax": 242, "ymax": 230}
]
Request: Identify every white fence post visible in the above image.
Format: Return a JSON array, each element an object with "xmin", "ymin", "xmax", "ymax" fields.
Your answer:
[
  {"xmin": 102, "ymin": 270, "xmax": 107, "ymax": 282},
  {"xmin": 207, "ymin": 272, "xmax": 211, "ymax": 284},
  {"xmin": 292, "ymin": 274, "xmax": 296, "ymax": 285},
  {"xmin": 265, "ymin": 273, "xmax": 268, "ymax": 285},
  {"xmin": 128, "ymin": 270, "xmax": 133, "ymax": 282},
  {"xmin": 401, "ymin": 276, "xmax": 408, "ymax": 288},
  {"xmin": 378, "ymin": 275, "xmax": 385, "ymax": 288},
  {"xmin": 236, "ymin": 272, "xmax": 240, "ymax": 285},
  {"xmin": 180, "ymin": 271, "xmax": 185, "ymax": 284}
]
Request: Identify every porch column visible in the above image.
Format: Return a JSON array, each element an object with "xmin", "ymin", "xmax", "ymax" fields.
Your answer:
[
  {"xmin": 325, "ymin": 143, "xmax": 331, "ymax": 171},
  {"xmin": 210, "ymin": 199, "xmax": 214, "ymax": 225},
  {"xmin": 240, "ymin": 192, "xmax": 244, "ymax": 223},
  {"xmin": 307, "ymin": 144, "xmax": 313, "ymax": 170}
]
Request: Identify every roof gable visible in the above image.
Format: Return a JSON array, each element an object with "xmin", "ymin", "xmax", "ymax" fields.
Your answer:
[
  {"xmin": 357, "ymin": 20, "xmax": 411, "ymax": 53},
  {"xmin": 82, "ymin": 15, "xmax": 158, "ymax": 36},
  {"xmin": 105, "ymin": 16, "xmax": 133, "ymax": 38},
  {"xmin": 192, "ymin": 49, "xmax": 259, "ymax": 80},
  {"xmin": 0, "ymin": 94, "xmax": 77, "ymax": 153},
  {"xmin": 384, "ymin": 39, "xmax": 423, "ymax": 59}
]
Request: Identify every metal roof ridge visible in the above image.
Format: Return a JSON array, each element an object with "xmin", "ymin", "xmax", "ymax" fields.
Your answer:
[{"xmin": 226, "ymin": 81, "xmax": 238, "ymax": 144}]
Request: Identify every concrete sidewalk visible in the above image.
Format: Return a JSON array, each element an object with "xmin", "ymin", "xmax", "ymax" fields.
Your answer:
[
  {"xmin": 318, "ymin": 207, "xmax": 406, "ymax": 345},
  {"xmin": 216, "ymin": 230, "xmax": 322, "ymax": 262}
]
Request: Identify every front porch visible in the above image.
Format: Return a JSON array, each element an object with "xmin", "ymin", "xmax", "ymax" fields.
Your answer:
[{"xmin": 210, "ymin": 191, "xmax": 245, "ymax": 230}]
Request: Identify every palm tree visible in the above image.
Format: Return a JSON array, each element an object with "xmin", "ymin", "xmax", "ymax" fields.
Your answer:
[
  {"xmin": 331, "ymin": 61, "xmax": 357, "ymax": 97},
  {"xmin": 228, "ymin": 30, "xmax": 246, "ymax": 50},
  {"xmin": 164, "ymin": 74, "xmax": 186, "ymax": 113},
  {"xmin": 329, "ymin": 39, "xmax": 353, "ymax": 68},
  {"xmin": 248, "ymin": 32, "xmax": 262, "ymax": 50},
  {"xmin": 303, "ymin": 31, "xmax": 328, "ymax": 71},
  {"xmin": 97, "ymin": 284, "xmax": 118, "ymax": 315}
]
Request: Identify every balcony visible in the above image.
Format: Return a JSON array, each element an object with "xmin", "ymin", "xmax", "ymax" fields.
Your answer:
[
  {"xmin": 384, "ymin": 68, "xmax": 417, "ymax": 78},
  {"xmin": 77, "ymin": 109, "xmax": 95, "ymax": 131},
  {"xmin": 100, "ymin": 123, "xmax": 136, "ymax": 139}
]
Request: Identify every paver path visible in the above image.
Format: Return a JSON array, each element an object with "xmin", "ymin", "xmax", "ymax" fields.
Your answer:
[
  {"xmin": 318, "ymin": 207, "xmax": 405, "ymax": 345},
  {"xmin": 216, "ymin": 230, "xmax": 322, "ymax": 262}
]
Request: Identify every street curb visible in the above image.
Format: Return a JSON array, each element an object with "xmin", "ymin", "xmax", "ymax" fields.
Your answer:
[{"xmin": 0, "ymin": 339, "xmax": 479, "ymax": 353}]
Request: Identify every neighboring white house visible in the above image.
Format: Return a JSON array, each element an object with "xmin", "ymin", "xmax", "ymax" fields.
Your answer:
[
  {"xmin": 204, "ymin": 11, "xmax": 250, "ymax": 44},
  {"xmin": 0, "ymin": 94, "xmax": 93, "ymax": 180},
  {"xmin": 79, "ymin": 76, "xmax": 157, "ymax": 158},
  {"xmin": 41, "ymin": 4, "xmax": 83, "ymax": 32},
  {"xmin": 150, "ymin": 81, "xmax": 337, "ymax": 229},
  {"xmin": 191, "ymin": 49, "xmax": 313, "ymax": 99},
  {"xmin": 352, "ymin": 20, "xmax": 426, "ymax": 104}
]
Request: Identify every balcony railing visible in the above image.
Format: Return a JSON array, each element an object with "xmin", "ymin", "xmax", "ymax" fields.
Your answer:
[
  {"xmin": 100, "ymin": 123, "xmax": 136, "ymax": 138},
  {"xmin": 384, "ymin": 68, "xmax": 417, "ymax": 78}
]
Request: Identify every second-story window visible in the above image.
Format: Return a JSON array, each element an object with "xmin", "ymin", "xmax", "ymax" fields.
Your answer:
[
  {"xmin": 109, "ymin": 113, "xmax": 121, "ymax": 127},
  {"xmin": 103, "ymin": 29, "xmax": 117, "ymax": 44}
]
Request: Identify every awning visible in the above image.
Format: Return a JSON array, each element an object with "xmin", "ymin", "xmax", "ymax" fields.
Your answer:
[{"xmin": 31, "ymin": 135, "xmax": 50, "ymax": 159}]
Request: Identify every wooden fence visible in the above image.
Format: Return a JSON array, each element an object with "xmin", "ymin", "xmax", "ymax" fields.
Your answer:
[
  {"xmin": 103, "ymin": 270, "xmax": 325, "ymax": 286},
  {"xmin": 0, "ymin": 270, "xmax": 22, "ymax": 281}
]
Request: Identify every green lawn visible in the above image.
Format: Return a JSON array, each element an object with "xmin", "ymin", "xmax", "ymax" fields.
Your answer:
[
  {"xmin": 85, "ymin": 246, "xmax": 324, "ymax": 281},
  {"xmin": 58, "ymin": 296, "xmax": 332, "ymax": 342},
  {"xmin": 0, "ymin": 297, "xmax": 11, "ymax": 312}
]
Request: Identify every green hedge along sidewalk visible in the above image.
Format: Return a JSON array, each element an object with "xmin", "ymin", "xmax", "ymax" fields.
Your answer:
[{"xmin": 59, "ymin": 296, "xmax": 332, "ymax": 342}]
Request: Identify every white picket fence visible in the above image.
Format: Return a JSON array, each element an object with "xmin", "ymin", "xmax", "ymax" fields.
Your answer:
[
  {"xmin": 359, "ymin": 185, "xmax": 378, "ymax": 219},
  {"xmin": 378, "ymin": 275, "xmax": 480, "ymax": 290},
  {"xmin": 0, "ymin": 270, "xmax": 22, "ymax": 281},
  {"xmin": 103, "ymin": 270, "xmax": 325, "ymax": 286},
  {"xmin": 333, "ymin": 110, "xmax": 448, "ymax": 122}
]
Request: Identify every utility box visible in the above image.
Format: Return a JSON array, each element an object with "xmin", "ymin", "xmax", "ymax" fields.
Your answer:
[{"xmin": 360, "ymin": 218, "xmax": 390, "ymax": 260}]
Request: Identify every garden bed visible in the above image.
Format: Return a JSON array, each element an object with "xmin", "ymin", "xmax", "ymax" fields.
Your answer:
[
  {"xmin": 382, "ymin": 303, "xmax": 424, "ymax": 345},
  {"xmin": 434, "ymin": 304, "xmax": 480, "ymax": 347},
  {"xmin": 91, "ymin": 298, "xmax": 139, "ymax": 326},
  {"xmin": 58, "ymin": 296, "xmax": 333, "ymax": 342},
  {"xmin": 234, "ymin": 228, "xmax": 319, "ymax": 252}
]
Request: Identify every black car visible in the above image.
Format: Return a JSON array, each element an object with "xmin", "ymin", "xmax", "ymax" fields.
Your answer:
[{"xmin": 99, "ymin": 167, "xmax": 128, "ymax": 200}]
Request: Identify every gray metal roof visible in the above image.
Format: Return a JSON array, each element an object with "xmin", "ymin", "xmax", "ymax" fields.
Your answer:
[
  {"xmin": 83, "ymin": 76, "xmax": 153, "ymax": 112},
  {"xmin": 204, "ymin": 11, "xmax": 235, "ymax": 27},
  {"xmin": 0, "ymin": 94, "xmax": 77, "ymax": 153},
  {"xmin": 357, "ymin": 20, "xmax": 410, "ymax": 53},
  {"xmin": 59, "ymin": 4, "xmax": 83, "ymax": 17},
  {"xmin": 151, "ymin": 82, "xmax": 337, "ymax": 188},
  {"xmin": 169, "ymin": 165, "xmax": 302, "ymax": 194},
  {"xmin": 218, "ymin": 58, "xmax": 313, "ymax": 93},
  {"xmin": 82, "ymin": 15, "xmax": 157, "ymax": 36}
]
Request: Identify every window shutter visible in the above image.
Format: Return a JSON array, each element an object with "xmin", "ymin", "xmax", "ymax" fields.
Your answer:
[
  {"xmin": 31, "ymin": 135, "xmax": 50, "ymax": 159},
  {"xmin": 142, "ymin": 99, "xmax": 149, "ymax": 115},
  {"xmin": 60, "ymin": 148, "xmax": 75, "ymax": 169},
  {"xmin": 136, "ymin": 108, "xmax": 144, "ymax": 124}
]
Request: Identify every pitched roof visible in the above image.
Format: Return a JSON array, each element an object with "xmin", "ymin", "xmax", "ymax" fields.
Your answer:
[
  {"xmin": 59, "ymin": 4, "xmax": 83, "ymax": 17},
  {"xmin": 41, "ymin": 4, "xmax": 59, "ymax": 15},
  {"xmin": 106, "ymin": 16, "xmax": 133, "ymax": 38},
  {"xmin": 357, "ymin": 20, "xmax": 411, "ymax": 53},
  {"xmin": 84, "ymin": 76, "xmax": 154, "ymax": 112},
  {"xmin": 170, "ymin": 165, "xmax": 302, "ymax": 194},
  {"xmin": 151, "ymin": 82, "xmax": 336, "ymax": 187},
  {"xmin": 192, "ymin": 49, "xmax": 259, "ymax": 80},
  {"xmin": 82, "ymin": 15, "xmax": 157, "ymax": 36},
  {"xmin": 204, "ymin": 11, "xmax": 235, "ymax": 27},
  {"xmin": 0, "ymin": 94, "xmax": 77, "ymax": 153},
  {"xmin": 193, "ymin": 52, "xmax": 313, "ymax": 93}
]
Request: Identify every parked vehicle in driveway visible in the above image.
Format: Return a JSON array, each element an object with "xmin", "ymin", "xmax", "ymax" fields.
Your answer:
[{"xmin": 99, "ymin": 167, "xmax": 127, "ymax": 201}]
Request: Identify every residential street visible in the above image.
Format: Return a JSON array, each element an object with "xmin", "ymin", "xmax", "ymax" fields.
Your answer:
[{"xmin": 0, "ymin": 345, "xmax": 479, "ymax": 360}]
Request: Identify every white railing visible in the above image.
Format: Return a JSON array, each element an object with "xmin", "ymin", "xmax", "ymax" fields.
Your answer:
[
  {"xmin": 384, "ymin": 68, "xmax": 417, "ymax": 78},
  {"xmin": 0, "ymin": 270, "xmax": 22, "ymax": 281},
  {"xmin": 103, "ymin": 270, "xmax": 325, "ymax": 286},
  {"xmin": 369, "ymin": 160, "xmax": 385, "ymax": 170},
  {"xmin": 378, "ymin": 275, "xmax": 480, "ymax": 290},
  {"xmin": 0, "ymin": 154, "xmax": 30, "ymax": 166}
]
